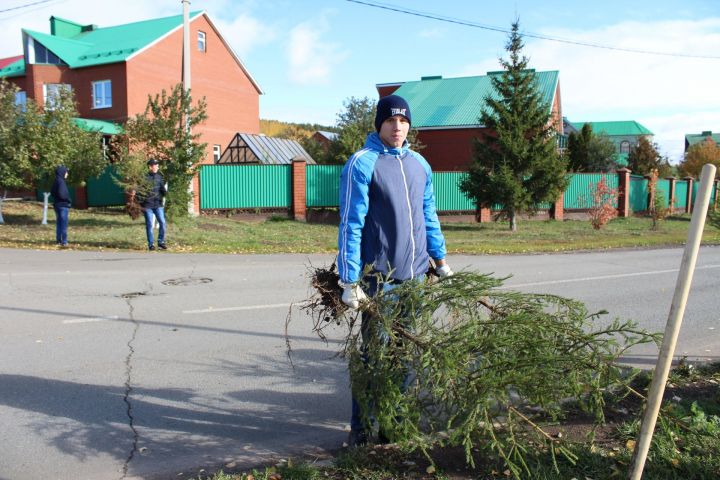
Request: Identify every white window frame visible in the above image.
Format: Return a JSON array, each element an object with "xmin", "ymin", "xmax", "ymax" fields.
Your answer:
[
  {"xmin": 213, "ymin": 144, "xmax": 222, "ymax": 163},
  {"xmin": 92, "ymin": 80, "xmax": 112, "ymax": 109},
  {"xmin": 43, "ymin": 83, "xmax": 72, "ymax": 110},
  {"xmin": 198, "ymin": 31, "xmax": 206, "ymax": 52},
  {"xmin": 620, "ymin": 140, "xmax": 630, "ymax": 154}
]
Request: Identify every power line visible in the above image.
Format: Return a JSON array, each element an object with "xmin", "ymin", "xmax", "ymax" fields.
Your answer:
[
  {"xmin": 0, "ymin": 0, "xmax": 55, "ymax": 14},
  {"xmin": 345, "ymin": 0, "xmax": 720, "ymax": 60}
]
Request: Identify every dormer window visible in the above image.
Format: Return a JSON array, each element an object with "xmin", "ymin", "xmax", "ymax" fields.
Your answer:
[
  {"xmin": 198, "ymin": 31, "xmax": 206, "ymax": 52},
  {"xmin": 27, "ymin": 36, "xmax": 64, "ymax": 65}
]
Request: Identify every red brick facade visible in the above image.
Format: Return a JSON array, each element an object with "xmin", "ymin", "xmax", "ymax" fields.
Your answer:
[{"xmin": 8, "ymin": 13, "xmax": 261, "ymax": 213}]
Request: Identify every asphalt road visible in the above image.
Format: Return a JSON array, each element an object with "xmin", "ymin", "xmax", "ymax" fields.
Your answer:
[{"xmin": 0, "ymin": 245, "xmax": 718, "ymax": 479}]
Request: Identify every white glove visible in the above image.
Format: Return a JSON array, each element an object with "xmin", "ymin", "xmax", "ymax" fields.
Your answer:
[
  {"xmin": 339, "ymin": 282, "xmax": 368, "ymax": 309},
  {"xmin": 436, "ymin": 264, "xmax": 454, "ymax": 278}
]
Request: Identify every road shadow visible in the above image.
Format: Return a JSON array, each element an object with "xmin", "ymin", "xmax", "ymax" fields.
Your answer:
[{"xmin": 0, "ymin": 347, "xmax": 349, "ymax": 477}]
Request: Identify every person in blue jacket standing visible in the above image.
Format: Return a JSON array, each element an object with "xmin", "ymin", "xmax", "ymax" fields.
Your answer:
[
  {"xmin": 139, "ymin": 158, "xmax": 168, "ymax": 251},
  {"xmin": 337, "ymin": 94, "xmax": 453, "ymax": 446},
  {"xmin": 51, "ymin": 165, "xmax": 71, "ymax": 247}
]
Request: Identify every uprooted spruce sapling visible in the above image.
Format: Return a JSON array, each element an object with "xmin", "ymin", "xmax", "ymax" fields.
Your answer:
[{"xmin": 295, "ymin": 264, "xmax": 659, "ymax": 478}]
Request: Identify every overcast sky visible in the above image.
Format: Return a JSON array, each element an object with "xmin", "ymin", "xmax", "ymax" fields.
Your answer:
[{"xmin": 1, "ymin": 0, "xmax": 718, "ymax": 163}]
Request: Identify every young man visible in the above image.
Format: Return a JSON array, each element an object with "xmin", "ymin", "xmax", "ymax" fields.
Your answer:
[
  {"xmin": 337, "ymin": 94, "xmax": 453, "ymax": 445},
  {"xmin": 51, "ymin": 165, "xmax": 71, "ymax": 247},
  {"xmin": 139, "ymin": 158, "xmax": 168, "ymax": 251}
]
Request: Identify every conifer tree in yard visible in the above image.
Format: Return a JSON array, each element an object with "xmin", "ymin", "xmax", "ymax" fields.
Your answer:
[
  {"xmin": 567, "ymin": 123, "xmax": 618, "ymax": 172},
  {"xmin": 627, "ymin": 136, "xmax": 672, "ymax": 177},
  {"xmin": 460, "ymin": 21, "xmax": 567, "ymax": 231}
]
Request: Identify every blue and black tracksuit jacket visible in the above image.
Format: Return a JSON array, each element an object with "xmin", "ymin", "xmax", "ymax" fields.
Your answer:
[{"xmin": 338, "ymin": 132, "xmax": 447, "ymax": 284}]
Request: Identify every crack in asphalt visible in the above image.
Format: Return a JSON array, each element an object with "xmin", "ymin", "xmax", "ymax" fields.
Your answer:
[{"xmin": 120, "ymin": 292, "xmax": 142, "ymax": 480}]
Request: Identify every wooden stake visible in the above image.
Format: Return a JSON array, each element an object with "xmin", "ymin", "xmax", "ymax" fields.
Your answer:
[{"xmin": 628, "ymin": 163, "xmax": 717, "ymax": 480}]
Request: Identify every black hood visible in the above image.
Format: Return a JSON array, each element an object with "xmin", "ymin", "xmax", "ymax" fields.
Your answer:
[{"xmin": 55, "ymin": 166, "xmax": 68, "ymax": 179}]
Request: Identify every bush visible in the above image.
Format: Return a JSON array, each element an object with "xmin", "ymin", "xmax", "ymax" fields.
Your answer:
[{"xmin": 588, "ymin": 177, "xmax": 618, "ymax": 230}]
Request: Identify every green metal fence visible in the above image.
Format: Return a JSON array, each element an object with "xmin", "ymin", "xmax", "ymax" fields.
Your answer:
[
  {"xmin": 86, "ymin": 165, "xmax": 125, "ymax": 207},
  {"xmin": 629, "ymin": 175, "xmax": 649, "ymax": 213},
  {"xmin": 564, "ymin": 173, "xmax": 618, "ymax": 209},
  {"xmin": 306, "ymin": 164, "xmax": 343, "ymax": 207},
  {"xmin": 199, "ymin": 164, "xmax": 291, "ymax": 209},
  {"xmin": 674, "ymin": 180, "xmax": 688, "ymax": 210},
  {"xmin": 199, "ymin": 164, "xmax": 716, "ymax": 216},
  {"xmin": 433, "ymin": 172, "xmax": 475, "ymax": 211}
]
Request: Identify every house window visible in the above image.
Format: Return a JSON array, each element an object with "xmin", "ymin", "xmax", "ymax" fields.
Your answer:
[
  {"xmin": 43, "ymin": 83, "xmax": 72, "ymax": 110},
  {"xmin": 213, "ymin": 144, "xmax": 222, "ymax": 163},
  {"xmin": 14, "ymin": 91, "xmax": 26, "ymax": 109},
  {"xmin": 620, "ymin": 140, "xmax": 630, "ymax": 154},
  {"xmin": 27, "ymin": 37, "xmax": 64, "ymax": 65},
  {"xmin": 198, "ymin": 31, "xmax": 206, "ymax": 52},
  {"xmin": 92, "ymin": 80, "xmax": 112, "ymax": 109}
]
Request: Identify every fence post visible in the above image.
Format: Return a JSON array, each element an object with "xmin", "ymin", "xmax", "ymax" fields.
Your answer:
[
  {"xmin": 684, "ymin": 177, "xmax": 694, "ymax": 214},
  {"xmin": 617, "ymin": 168, "xmax": 631, "ymax": 217},
  {"xmin": 292, "ymin": 158, "xmax": 307, "ymax": 221},
  {"xmin": 74, "ymin": 185, "xmax": 88, "ymax": 210},
  {"xmin": 666, "ymin": 176, "xmax": 676, "ymax": 213},
  {"xmin": 550, "ymin": 192, "xmax": 564, "ymax": 221}
]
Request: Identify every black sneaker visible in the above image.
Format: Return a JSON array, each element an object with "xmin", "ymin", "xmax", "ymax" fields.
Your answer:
[
  {"xmin": 158, "ymin": 243, "xmax": 167, "ymax": 250},
  {"xmin": 148, "ymin": 245, "xmax": 155, "ymax": 251},
  {"xmin": 347, "ymin": 430, "xmax": 368, "ymax": 447}
]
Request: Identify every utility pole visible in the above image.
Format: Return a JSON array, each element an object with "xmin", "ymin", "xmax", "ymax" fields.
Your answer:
[{"xmin": 181, "ymin": 0, "xmax": 196, "ymax": 215}]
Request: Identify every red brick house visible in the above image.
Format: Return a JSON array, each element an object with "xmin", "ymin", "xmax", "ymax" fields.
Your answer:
[
  {"xmin": 0, "ymin": 11, "xmax": 262, "ymax": 212},
  {"xmin": 376, "ymin": 71, "xmax": 563, "ymax": 171}
]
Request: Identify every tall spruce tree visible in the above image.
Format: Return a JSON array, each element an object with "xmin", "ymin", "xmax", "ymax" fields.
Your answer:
[
  {"xmin": 460, "ymin": 21, "xmax": 567, "ymax": 231},
  {"xmin": 627, "ymin": 136, "xmax": 671, "ymax": 177}
]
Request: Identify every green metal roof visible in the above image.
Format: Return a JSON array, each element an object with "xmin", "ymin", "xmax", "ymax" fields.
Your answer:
[
  {"xmin": 0, "ymin": 58, "xmax": 26, "ymax": 77},
  {"xmin": 20, "ymin": 11, "xmax": 203, "ymax": 69},
  {"xmin": 570, "ymin": 121, "xmax": 653, "ymax": 137},
  {"xmin": 73, "ymin": 117, "xmax": 123, "ymax": 135},
  {"xmin": 685, "ymin": 131, "xmax": 720, "ymax": 147},
  {"xmin": 389, "ymin": 71, "xmax": 559, "ymax": 128}
]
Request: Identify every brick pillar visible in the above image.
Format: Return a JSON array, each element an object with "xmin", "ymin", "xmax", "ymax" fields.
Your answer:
[
  {"xmin": 550, "ymin": 192, "xmax": 564, "ymax": 221},
  {"xmin": 74, "ymin": 185, "xmax": 88, "ymax": 209},
  {"xmin": 666, "ymin": 177, "xmax": 676, "ymax": 213},
  {"xmin": 684, "ymin": 177, "xmax": 694, "ymax": 214},
  {"xmin": 475, "ymin": 207, "xmax": 492, "ymax": 223},
  {"xmin": 292, "ymin": 158, "xmax": 307, "ymax": 221},
  {"xmin": 192, "ymin": 174, "xmax": 200, "ymax": 214},
  {"xmin": 616, "ymin": 168, "xmax": 631, "ymax": 217}
]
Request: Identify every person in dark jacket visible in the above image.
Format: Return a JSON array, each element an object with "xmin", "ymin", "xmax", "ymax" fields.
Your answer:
[
  {"xmin": 337, "ymin": 95, "xmax": 453, "ymax": 446},
  {"xmin": 50, "ymin": 165, "xmax": 71, "ymax": 247},
  {"xmin": 139, "ymin": 158, "xmax": 168, "ymax": 251}
]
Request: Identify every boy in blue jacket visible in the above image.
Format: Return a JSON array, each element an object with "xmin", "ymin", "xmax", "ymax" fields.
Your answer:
[{"xmin": 337, "ymin": 95, "xmax": 453, "ymax": 445}]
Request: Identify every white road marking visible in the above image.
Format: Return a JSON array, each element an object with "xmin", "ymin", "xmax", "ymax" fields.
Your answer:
[
  {"xmin": 501, "ymin": 264, "xmax": 720, "ymax": 289},
  {"xmin": 183, "ymin": 303, "xmax": 292, "ymax": 314},
  {"xmin": 62, "ymin": 315, "xmax": 120, "ymax": 324}
]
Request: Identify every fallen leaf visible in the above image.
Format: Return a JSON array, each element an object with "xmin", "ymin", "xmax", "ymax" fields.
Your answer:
[{"xmin": 626, "ymin": 439, "xmax": 636, "ymax": 450}]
